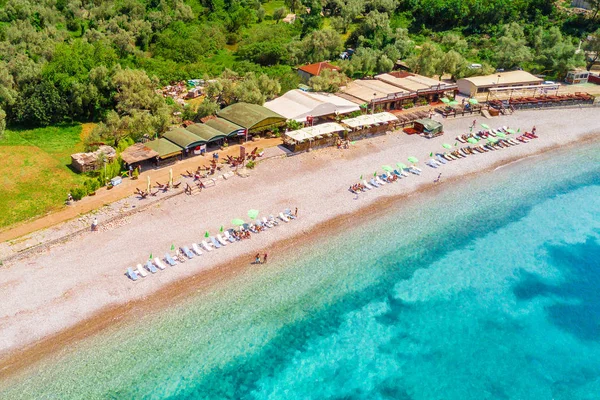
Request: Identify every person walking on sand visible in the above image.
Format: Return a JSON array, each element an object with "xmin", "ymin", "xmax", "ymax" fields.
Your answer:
[
  {"xmin": 91, "ymin": 217, "xmax": 98, "ymax": 231},
  {"xmin": 294, "ymin": 207, "xmax": 298, "ymax": 217},
  {"xmin": 434, "ymin": 173, "xmax": 442, "ymax": 184},
  {"xmin": 263, "ymin": 253, "xmax": 268, "ymax": 264},
  {"xmin": 255, "ymin": 253, "xmax": 261, "ymax": 264},
  {"xmin": 471, "ymin": 119, "xmax": 477, "ymax": 129}
]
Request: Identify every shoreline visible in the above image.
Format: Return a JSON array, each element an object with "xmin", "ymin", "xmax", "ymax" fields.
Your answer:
[
  {"xmin": 1, "ymin": 131, "xmax": 599, "ymax": 382},
  {"xmin": 1, "ymin": 108, "xmax": 599, "ymax": 383}
]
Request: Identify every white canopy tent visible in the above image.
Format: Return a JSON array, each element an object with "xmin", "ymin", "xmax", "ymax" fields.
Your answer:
[
  {"xmin": 341, "ymin": 112, "xmax": 398, "ymax": 129},
  {"xmin": 285, "ymin": 122, "xmax": 346, "ymax": 142},
  {"xmin": 264, "ymin": 90, "xmax": 360, "ymax": 122}
]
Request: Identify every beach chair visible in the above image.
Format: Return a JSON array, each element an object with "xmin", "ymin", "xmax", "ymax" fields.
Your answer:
[
  {"xmin": 201, "ymin": 240, "xmax": 213, "ymax": 251},
  {"xmin": 278, "ymin": 212, "xmax": 290, "ymax": 222},
  {"xmin": 210, "ymin": 237, "xmax": 222, "ymax": 249},
  {"xmin": 269, "ymin": 215, "xmax": 279, "ymax": 225},
  {"xmin": 216, "ymin": 234, "xmax": 228, "ymax": 246},
  {"xmin": 426, "ymin": 159, "xmax": 438, "ymax": 168},
  {"xmin": 376, "ymin": 176, "xmax": 386, "ymax": 185},
  {"xmin": 435, "ymin": 155, "xmax": 447, "ymax": 164},
  {"xmin": 369, "ymin": 178, "xmax": 380, "ymax": 187},
  {"xmin": 136, "ymin": 264, "xmax": 147, "ymax": 278},
  {"xmin": 262, "ymin": 217, "xmax": 274, "ymax": 228},
  {"xmin": 154, "ymin": 257, "xmax": 167, "ymax": 269},
  {"xmin": 126, "ymin": 267, "xmax": 139, "ymax": 281},
  {"xmin": 362, "ymin": 180, "xmax": 374, "ymax": 189},
  {"xmin": 146, "ymin": 260, "xmax": 158, "ymax": 273},
  {"xmin": 164, "ymin": 253, "xmax": 177, "ymax": 266},
  {"xmin": 181, "ymin": 246, "xmax": 194, "ymax": 259},
  {"xmin": 192, "ymin": 242, "xmax": 203, "ymax": 255},
  {"xmin": 392, "ymin": 170, "xmax": 402, "ymax": 178},
  {"xmin": 284, "ymin": 209, "xmax": 296, "ymax": 219},
  {"xmin": 224, "ymin": 230, "xmax": 237, "ymax": 242}
]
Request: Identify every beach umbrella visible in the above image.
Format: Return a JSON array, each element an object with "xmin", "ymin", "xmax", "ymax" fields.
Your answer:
[
  {"xmin": 442, "ymin": 143, "xmax": 452, "ymax": 149},
  {"xmin": 248, "ymin": 209, "xmax": 259, "ymax": 220},
  {"xmin": 449, "ymin": 100, "xmax": 459, "ymax": 107},
  {"xmin": 169, "ymin": 168, "xmax": 173, "ymax": 187},
  {"xmin": 429, "ymin": 152, "xmax": 433, "ymax": 157},
  {"xmin": 149, "ymin": 253, "xmax": 153, "ymax": 260},
  {"xmin": 396, "ymin": 162, "xmax": 408, "ymax": 170},
  {"xmin": 231, "ymin": 218, "xmax": 245, "ymax": 226},
  {"xmin": 204, "ymin": 231, "xmax": 210, "ymax": 238},
  {"xmin": 373, "ymin": 171, "xmax": 378, "ymax": 177},
  {"xmin": 147, "ymin": 175, "xmax": 151, "ymax": 193},
  {"xmin": 219, "ymin": 225, "xmax": 224, "ymax": 233},
  {"xmin": 408, "ymin": 156, "xmax": 419, "ymax": 164},
  {"xmin": 467, "ymin": 137, "xmax": 478, "ymax": 144},
  {"xmin": 440, "ymin": 97, "xmax": 450, "ymax": 104},
  {"xmin": 506, "ymin": 128, "xmax": 516, "ymax": 134},
  {"xmin": 171, "ymin": 243, "xmax": 175, "ymax": 251},
  {"xmin": 360, "ymin": 175, "xmax": 363, "ymax": 180},
  {"xmin": 488, "ymin": 137, "xmax": 499, "ymax": 144},
  {"xmin": 469, "ymin": 98, "xmax": 479, "ymax": 104},
  {"xmin": 496, "ymin": 132, "xmax": 506, "ymax": 138},
  {"xmin": 382, "ymin": 165, "xmax": 394, "ymax": 172},
  {"xmin": 481, "ymin": 123, "xmax": 490, "ymax": 130}
]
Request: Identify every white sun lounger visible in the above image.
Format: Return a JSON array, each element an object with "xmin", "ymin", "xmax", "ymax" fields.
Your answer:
[
  {"xmin": 376, "ymin": 176, "xmax": 386, "ymax": 185},
  {"xmin": 284, "ymin": 209, "xmax": 296, "ymax": 219},
  {"xmin": 192, "ymin": 243, "xmax": 203, "ymax": 255},
  {"xmin": 201, "ymin": 240, "xmax": 213, "ymax": 251},
  {"xmin": 362, "ymin": 180, "xmax": 374, "ymax": 189},
  {"xmin": 279, "ymin": 212, "xmax": 290, "ymax": 222},
  {"xmin": 216, "ymin": 234, "xmax": 228, "ymax": 246},
  {"xmin": 426, "ymin": 159, "xmax": 438, "ymax": 168},
  {"xmin": 156, "ymin": 257, "xmax": 168, "ymax": 269},
  {"xmin": 136, "ymin": 263, "xmax": 147, "ymax": 278},
  {"xmin": 181, "ymin": 246, "xmax": 195, "ymax": 258},
  {"xmin": 262, "ymin": 217, "xmax": 274, "ymax": 228},
  {"xmin": 224, "ymin": 230, "xmax": 237, "ymax": 242},
  {"xmin": 210, "ymin": 237, "xmax": 222, "ymax": 249}
]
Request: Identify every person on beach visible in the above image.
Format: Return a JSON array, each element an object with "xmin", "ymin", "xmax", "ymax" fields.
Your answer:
[
  {"xmin": 263, "ymin": 253, "xmax": 268, "ymax": 263},
  {"xmin": 91, "ymin": 217, "xmax": 98, "ymax": 231},
  {"xmin": 294, "ymin": 207, "xmax": 298, "ymax": 217},
  {"xmin": 255, "ymin": 253, "xmax": 261, "ymax": 264},
  {"xmin": 532, "ymin": 125, "xmax": 537, "ymax": 134},
  {"xmin": 434, "ymin": 173, "xmax": 442, "ymax": 184},
  {"xmin": 471, "ymin": 119, "xmax": 477, "ymax": 128}
]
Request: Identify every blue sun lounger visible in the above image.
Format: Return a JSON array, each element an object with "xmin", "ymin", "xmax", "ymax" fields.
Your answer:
[
  {"xmin": 164, "ymin": 253, "xmax": 177, "ymax": 266},
  {"xmin": 181, "ymin": 246, "xmax": 194, "ymax": 259},
  {"xmin": 146, "ymin": 260, "xmax": 158, "ymax": 273},
  {"xmin": 393, "ymin": 169, "xmax": 403, "ymax": 177},
  {"xmin": 126, "ymin": 267, "xmax": 139, "ymax": 281},
  {"xmin": 284, "ymin": 209, "xmax": 296, "ymax": 219},
  {"xmin": 210, "ymin": 237, "xmax": 222, "ymax": 249},
  {"xmin": 369, "ymin": 178, "xmax": 380, "ymax": 187}
]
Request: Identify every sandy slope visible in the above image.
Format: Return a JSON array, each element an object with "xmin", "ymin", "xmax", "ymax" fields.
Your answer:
[{"xmin": 0, "ymin": 108, "xmax": 598, "ymax": 371}]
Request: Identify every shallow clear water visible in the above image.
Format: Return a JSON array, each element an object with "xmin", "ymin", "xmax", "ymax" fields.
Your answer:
[{"xmin": 3, "ymin": 141, "xmax": 600, "ymax": 399}]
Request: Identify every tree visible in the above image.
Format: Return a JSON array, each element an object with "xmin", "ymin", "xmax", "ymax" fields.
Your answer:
[
  {"xmin": 407, "ymin": 42, "xmax": 443, "ymax": 77},
  {"xmin": 284, "ymin": 0, "xmax": 302, "ymax": 13},
  {"xmin": 0, "ymin": 108, "xmax": 6, "ymax": 139},
  {"xmin": 536, "ymin": 27, "xmax": 584, "ymax": 78},
  {"xmin": 584, "ymin": 30, "xmax": 600, "ymax": 71},
  {"xmin": 308, "ymin": 69, "xmax": 349, "ymax": 92},
  {"xmin": 301, "ymin": 0, "xmax": 323, "ymax": 38},
  {"xmin": 194, "ymin": 99, "xmax": 220, "ymax": 121},
  {"xmin": 437, "ymin": 50, "xmax": 467, "ymax": 80},
  {"xmin": 493, "ymin": 23, "xmax": 532, "ymax": 69},
  {"xmin": 273, "ymin": 7, "xmax": 287, "ymax": 23},
  {"xmin": 111, "ymin": 68, "xmax": 164, "ymax": 116},
  {"xmin": 588, "ymin": 0, "xmax": 600, "ymax": 20}
]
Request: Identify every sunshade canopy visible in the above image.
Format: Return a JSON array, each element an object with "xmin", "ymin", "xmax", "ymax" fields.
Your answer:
[
  {"xmin": 217, "ymin": 102, "xmax": 285, "ymax": 130},
  {"xmin": 342, "ymin": 112, "xmax": 398, "ymax": 129},
  {"xmin": 285, "ymin": 122, "xmax": 346, "ymax": 143},
  {"xmin": 204, "ymin": 118, "xmax": 246, "ymax": 137},
  {"xmin": 186, "ymin": 123, "xmax": 227, "ymax": 142},
  {"xmin": 163, "ymin": 127, "xmax": 207, "ymax": 149},
  {"xmin": 145, "ymin": 138, "xmax": 183, "ymax": 159}
]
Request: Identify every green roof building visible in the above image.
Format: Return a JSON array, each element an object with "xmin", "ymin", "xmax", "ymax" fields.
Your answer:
[
  {"xmin": 185, "ymin": 123, "xmax": 227, "ymax": 143},
  {"xmin": 145, "ymin": 138, "xmax": 183, "ymax": 159},
  {"xmin": 204, "ymin": 118, "xmax": 246, "ymax": 137},
  {"xmin": 163, "ymin": 127, "xmax": 207, "ymax": 149},
  {"xmin": 217, "ymin": 102, "xmax": 285, "ymax": 132}
]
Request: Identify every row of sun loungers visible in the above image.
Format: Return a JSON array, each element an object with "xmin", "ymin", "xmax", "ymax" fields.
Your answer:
[
  {"xmin": 125, "ymin": 209, "xmax": 298, "ymax": 281},
  {"xmin": 349, "ymin": 167, "xmax": 420, "ymax": 194}
]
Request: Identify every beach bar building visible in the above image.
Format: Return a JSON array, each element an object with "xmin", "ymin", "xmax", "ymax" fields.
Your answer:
[
  {"xmin": 217, "ymin": 102, "xmax": 286, "ymax": 138},
  {"xmin": 204, "ymin": 118, "xmax": 246, "ymax": 138},
  {"xmin": 283, "ymin": 122, "xmax": 346, "ymax": 152},
  {"xmin": 457, "ymin": 71, "xmax": 543, "ymax": 96},
  {"xmin": 144, "ymin": 138, "xmax": 183, "ymax": 165},
  {"xmin": 375, "ymin": 72, "xmax": 458, "ymax": 103},
  {"xmin": 163, "ymin": 127, "xmax": 208, "ymax": 156},
  {"xmin": 264, "ymin": 89, "xmax": 360, "ymax": 123},
  {"xmin": 412, "ymin": 118, "xmax": 443, "ymax": 138},
  {"xmin": 338, "ymin": 79, "xmax": 416, "ymax": 111},
  {"xmin": 121, "ymin": 143, "xmax": 159, "ymax": 169}
]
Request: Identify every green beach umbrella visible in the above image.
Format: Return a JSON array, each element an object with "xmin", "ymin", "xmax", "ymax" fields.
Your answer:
[
  {"xmin": 449, "ymin": 100, "xmax": 459, "ymax": 106},
  {"xmin": 149, "ymin": 253, "xmax": 153, "ymax": 260},
  {"xmin": 496, "ymin": 132, "xmax": 506, "ymax": 138},
  {"xmin": 429, "ymin": 152, "xmax": 433, "ymax": 157},
  {"xmin": 467, "ymin": 137, "xmax": 478, "ymax": 144},
  {"xmin": 351, "ymin": 141, "xmax": 357, "ymax": 145},
  {"xmin": 469, "ymin": 98, "xmax": 479, "ymax": 104},
  {"xmin": 481, "ymin": 123, "xmax": 490, "ymax": 130},
  {"xmin": 517, "ymin": 128, "xmax": 521, "ymax": 133},
  {"xmin": 506, "ymin": 128, "xmax": 516, "ymax": 134},
  {"xmin": 488, "ymin": 137, "xmax": 499, "ymax": 144},
  {"xmin": 382, "ymin": 165, "xmax": 394, "ymax": 172},
  {"xmin": 396, "ymin": 162, "xmax": 408, "ymax": 169},
  {"xmin": 204, "ymin": 231, "xmax": 210, "ymax": 238},
  {"xmin": 442, "ymin": 143, "xmax": 452, "ymax": 149},
  {"xmin": 408, "ymin": 156, "xmax": 419, "ymax": 164},
  {"xmin": 231, "ymin": 219, "xmax": 245, "ymax": 226},
  {"xmin": 374, "ymin": 171, "xmax": 378, "ymax": 177},
  {"xmin": 440, "ymin": 97, "xmax": 450, "ymax": 104},
  {"xmin": 454, "ymin": 142, "xmax": 458, "ymax": 147},
  {"xmin": 171, "ymin": 243, "xmax": 175, "ymax": 251},
  {"xmin": 220, "ymin": 225, "xmax": 224, "ymax": 233},
  {"xmin": 247, "ymin": 209, "xmax": 259, "ymax": 220},
  {"xmin": 360, "ymin": 175, "xmax": 363, "ymax": 180}
]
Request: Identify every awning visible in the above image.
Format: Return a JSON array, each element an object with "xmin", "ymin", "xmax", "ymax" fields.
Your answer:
[
  {"xmin": 204, "ymin": 118, "xmax": 246, "ymax": 137},
  {"xmin": 285, "ymin": 122, "xmax": 346, "ymax": 142},
  {"xmin": 163, "ymin": 127, "xmax": 207, "ymax": 149},
  {"xmin": 341, "ymin": 112, "xmax": 398, "ymax": 129},
  {"xmin": 185, "ymin": 123, "xmax": 228, "ymax": 142},
  {"xmin": 120, "ymin": 143, "xmax": 159, "ymax": 164}
]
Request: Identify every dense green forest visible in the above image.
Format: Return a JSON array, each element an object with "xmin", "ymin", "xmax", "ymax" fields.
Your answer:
[{"xmin": 0, "ymin": 0, "xmax": 598, "ymax": 144}]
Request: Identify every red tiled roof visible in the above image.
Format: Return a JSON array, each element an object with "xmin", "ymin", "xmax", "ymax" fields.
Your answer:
[{"xmin": 298, "ymin": 62, "xmax": 341, "ymax": 76}]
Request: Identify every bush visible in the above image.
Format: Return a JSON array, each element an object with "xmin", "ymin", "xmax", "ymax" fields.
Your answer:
[
  {"xmin": 246, "ymin": 160, "xmax": 256, "ymax": 169},
  {"xmin": 71, "ymin": 186, "xmax": 87, "ymax": 201},
  {"xmin": 132, "ymin": 168, "xmax": 139, "ymax": 179}
]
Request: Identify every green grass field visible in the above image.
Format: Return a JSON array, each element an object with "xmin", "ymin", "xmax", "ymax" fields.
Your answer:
[{"xmin": 0, "ymin": 124, "xmax": 85, "ymax": 229}]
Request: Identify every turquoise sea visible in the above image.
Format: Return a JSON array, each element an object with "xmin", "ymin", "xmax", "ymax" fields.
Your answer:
[{"xmin": 2, "ymin": 140, "xmax": 600, "ymax": 399}]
